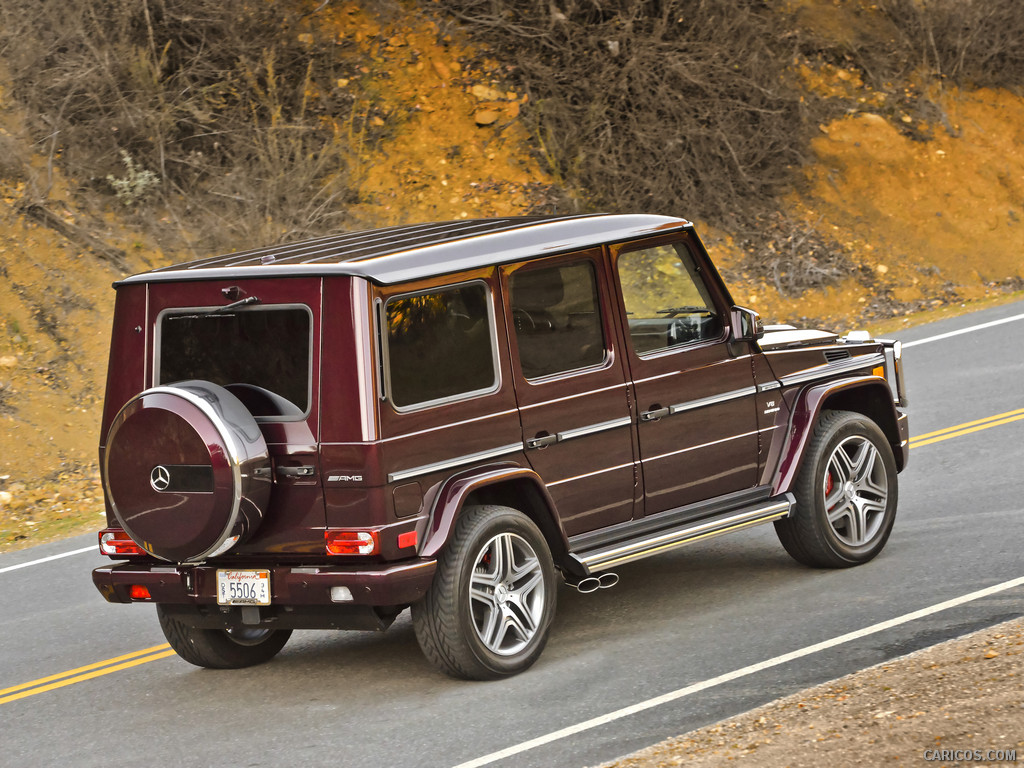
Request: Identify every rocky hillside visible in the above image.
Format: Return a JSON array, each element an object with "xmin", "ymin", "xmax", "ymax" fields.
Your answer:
[{"xmin": 1, "ymin": 0, "xmax": 1023, "ymax": 549}]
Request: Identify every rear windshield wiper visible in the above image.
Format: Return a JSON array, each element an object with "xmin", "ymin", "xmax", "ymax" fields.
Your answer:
[{"xmin": 165, "ymin": 296, "xmax": 261, "ymax": 321}]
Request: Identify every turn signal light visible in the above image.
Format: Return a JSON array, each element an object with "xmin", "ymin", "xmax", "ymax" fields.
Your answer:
[
  {"xmin": 325, "ymin": 529, "xmax": 379, "ymax": 556},
  {"xmin": 129, "ymin": 585, "xmax": 152, "ymax": 600},
  {"xmin": 99, "ymin": 529, "xmax": 146, "ymax": 557}
]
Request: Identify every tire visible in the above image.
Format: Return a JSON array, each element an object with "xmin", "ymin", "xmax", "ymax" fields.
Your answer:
[
  {"xmin": 775, "ymin": 409, "xmax": 898, "ymax": 568},
  {"xmin": 157, "ymin": 605, "xmax": 292, "ymax": 669},
  {"xmin": 412, "ymin": 505, "xmax": 557, "ymax": 680}
]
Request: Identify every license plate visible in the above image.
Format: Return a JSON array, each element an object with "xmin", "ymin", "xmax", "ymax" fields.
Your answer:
[{"xmin": 216, "ymin": 569, "xmax": 271, "ymax": 606}]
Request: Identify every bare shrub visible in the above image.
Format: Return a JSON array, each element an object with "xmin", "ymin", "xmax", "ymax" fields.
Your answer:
[
  {"xmin": 436, "ymin": 0, "xmax": 807, "ymax": 226},
  {"xmin": 876, "ymin": 0, "xmax": 1024, "ymax": 88},
  {"xmin": 729, "ymin": 213, "xmax": 858, "ymax": 297},
  {"xmin": 0, "ymin": 0, "xmax": 361, "ymax": 252}
]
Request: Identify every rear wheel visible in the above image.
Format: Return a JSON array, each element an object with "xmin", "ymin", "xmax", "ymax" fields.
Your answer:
[
  {"xmin": 157, "ymin": 605, "xmax": 292, "ymax": 669},
  {"xmin": 775, "ymin": 409, "xmax": 898, "ymax": 568},
  {"xmin": 412, "ymin": 505, "xmax": 557, "ymax": 680}
]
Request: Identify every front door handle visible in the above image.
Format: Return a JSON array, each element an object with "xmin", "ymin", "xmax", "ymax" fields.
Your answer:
[{"xmin": 525, "ymin": 433, "xmax": 558, "ymax": 449}]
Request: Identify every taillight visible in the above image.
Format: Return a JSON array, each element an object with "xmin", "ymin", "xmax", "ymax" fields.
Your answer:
[
  {"xmin": 99, "ymin": 529, "xmax": 146, "ymax": 557},
  {"xmin": 129, "ymin": 585, "xmax": 152, "ymax": 600},
  {"xmin": 325, "ymin": 529, "xmax": 380, "ymax": 556}
]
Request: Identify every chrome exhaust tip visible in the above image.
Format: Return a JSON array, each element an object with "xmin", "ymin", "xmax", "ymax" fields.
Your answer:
[
  {"xmin": 569, "ymin": 572, "xmax": 619, "ymax": 593},
  {"xmin": 597, "ymin": 572, "xmax": 619, "ymax": 589}
]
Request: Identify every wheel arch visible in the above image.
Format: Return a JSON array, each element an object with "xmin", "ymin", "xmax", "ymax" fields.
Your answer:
[
  {"xmin": 773, "ymin": 376, "xmax": 905, "ymax": 495},
  {"xmin": 419, "ymin": 465, "xmax": 573, "ymax": 572}
]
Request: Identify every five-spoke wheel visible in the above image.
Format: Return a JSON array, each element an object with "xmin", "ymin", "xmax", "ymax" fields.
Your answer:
[
  {"xmin": 413, "ymin": 504, "xmax": 557, "ymax": 680},
  {"xmin": 776, "ymin": 409, "xmax": 898, "ymax": 567},
  {"xmin": 468, "ymin": 531, "xmax": 547, "ymax": 657}
]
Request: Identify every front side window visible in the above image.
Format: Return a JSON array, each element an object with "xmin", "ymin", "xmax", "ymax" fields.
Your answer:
[
  {"xmin": 385, "ymin": 282, "xmax": 497, "ymax": 409},
  {"xmin": 159, "ymin": 306, "xmax": 312, "ymax": 418},
  {"xmin": 617, "ymin": 243, "xmax": 722, "ymax": 354},
  {"xmin": 509, "ymin": 261, "xmax": 606, "ymax": 379}
]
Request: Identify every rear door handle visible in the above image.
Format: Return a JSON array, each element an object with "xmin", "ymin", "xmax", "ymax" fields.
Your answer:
[
  {"xmin": 276, "ymin": 465, "xmax": 315, "ymax": 477},
  {"xmin": 640, "ymin": 407, "xmax": 670, "ymax": 422}
]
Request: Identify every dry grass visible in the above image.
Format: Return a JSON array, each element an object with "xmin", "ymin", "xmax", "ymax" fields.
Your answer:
[{"xmin": 0, "ymin": 0, "xmax": 366, "ymax": 253}]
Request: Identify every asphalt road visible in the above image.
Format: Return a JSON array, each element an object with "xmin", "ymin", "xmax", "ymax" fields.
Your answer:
[{"xmin": 2, "ymin": 300, "xmax": 1023, "ymax": 768}]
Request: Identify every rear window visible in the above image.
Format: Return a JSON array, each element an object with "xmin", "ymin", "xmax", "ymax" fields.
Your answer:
[
  {"xmin": 158, "ymin": 306, "xmax": 312, "ymax": 419},
  {"xmin": 384, "ymin": 282, "xmax": 498, "ymax": 409}
]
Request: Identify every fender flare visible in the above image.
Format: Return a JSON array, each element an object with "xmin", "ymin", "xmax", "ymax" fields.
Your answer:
[
  {"xmin": 772, "ymin": 375, "xmax": 905, "ymax": 495},
  {"xmin": 418, "ymin": 463, "xmax": 572, "ymax": 567}
]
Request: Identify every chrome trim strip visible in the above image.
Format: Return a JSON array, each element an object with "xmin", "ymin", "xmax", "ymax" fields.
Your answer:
[
  {"xmin": 779, "ymin": 352, "xmax": 885, "ymax": 388},
  {"xmin": 557, "ymin": 416, "xmax": 633, "ymax": 442},
  {"xmin": 387, "ymin": 442, "xmax": 522, "ymax": 483},
  {"xmin": 758, "ymin": 381, "xmax": 781, "ymax": 392},
  {"xmin": 579, "ymin": 501, "xmax": 792, "ymax": 570},
  {"xmin": 645, "ymin": 429, "xmax": 760, "ymax": 464},
  {"xmin": 546, "ymin": 461, "xmax": 634, "ymax": 487},
  {"xmin": 668, "ymin": 386, "xmax": 757, "ymax": 415}
]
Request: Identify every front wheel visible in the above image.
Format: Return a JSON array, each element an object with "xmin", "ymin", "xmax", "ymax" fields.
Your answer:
[
  {"xmin": 412, "ymin": 505, "xmax": 557, "ymax": 680},
  {"xmin": 775, "ymin": 409, "xmax": 898, "ymax": 568},
  {"xmin": 157, "ymin": 605, "xmax": 292, "ymax": 669}
]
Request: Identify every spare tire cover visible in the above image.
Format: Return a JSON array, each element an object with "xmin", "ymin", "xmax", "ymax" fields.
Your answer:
[{"xmin": 104, "ymin": 380, "xmax": 271, "ymax": 562}]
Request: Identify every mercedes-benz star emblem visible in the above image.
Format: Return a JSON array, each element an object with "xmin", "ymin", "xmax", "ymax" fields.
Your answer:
[{"xmin": 150, "ymin": 465, "xmax": 171, "ymax": 492}]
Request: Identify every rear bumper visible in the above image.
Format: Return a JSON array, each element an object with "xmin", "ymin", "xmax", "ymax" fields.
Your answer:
[{"xmin": 92, "ymin": 558, "xmax": 437, "ymax": 609}]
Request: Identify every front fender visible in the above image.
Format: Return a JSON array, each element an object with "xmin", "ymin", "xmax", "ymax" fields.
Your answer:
[{"xmin": 772, "ymin": 376, "xmax": 907, "ymax": 495}]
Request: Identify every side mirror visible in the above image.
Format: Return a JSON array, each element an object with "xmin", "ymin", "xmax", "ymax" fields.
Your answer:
[{"xmin": 731, "ymin": 306, "xmax": 764, "ymax": 342}]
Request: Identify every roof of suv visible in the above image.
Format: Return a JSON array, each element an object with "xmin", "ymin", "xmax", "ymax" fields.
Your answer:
[{"xmin": 118, "ymin": 213, "xmax": 691, "ymax": 287}]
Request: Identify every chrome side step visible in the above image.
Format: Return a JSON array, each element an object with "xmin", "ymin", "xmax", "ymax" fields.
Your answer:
[{"xmin": 569, "ymin": 496, "xmax": 793, "ymax": 574}]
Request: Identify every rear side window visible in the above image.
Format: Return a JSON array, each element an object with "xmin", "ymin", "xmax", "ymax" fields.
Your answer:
[
  {"xmin": 385, "ymin": 282, "xmax": 498, "ymax": 409},
  {"xmin": 158, "ymin": 306, "xmax": 312, "ymax": 418}
]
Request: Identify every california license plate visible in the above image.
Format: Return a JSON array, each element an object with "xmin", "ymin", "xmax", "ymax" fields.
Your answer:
[{"xmin": 216, "ymin": 569, "xmax": 271, "ymax": 606}]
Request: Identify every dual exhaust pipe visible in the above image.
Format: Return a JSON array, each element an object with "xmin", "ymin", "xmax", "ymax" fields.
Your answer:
[{"xmin": 566, "ymin": 572, "xmax": 619, "ymax": 593}]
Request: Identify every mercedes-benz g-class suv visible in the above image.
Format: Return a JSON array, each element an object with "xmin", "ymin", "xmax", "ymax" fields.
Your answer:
[{"xmin": 92, "ymin": 214, "xmax": 908, "ymax": 679}]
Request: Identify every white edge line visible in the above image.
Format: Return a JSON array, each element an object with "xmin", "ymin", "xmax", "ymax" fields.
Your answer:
[
  {"xmin": 452, "ymin": 574, "xmax": 1024, "ymax": 768},
  {"xmin": 901, "ymin": 311, "xmax": 1024, "ymax": 348},
  {"xmin": 0, "ymin": 545, "xmax": 95, "ymax": 575}
]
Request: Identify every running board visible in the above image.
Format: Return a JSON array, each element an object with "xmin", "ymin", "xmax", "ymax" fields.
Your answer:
[{"xmin": 569, "ymin": 496, "xmax": 794, "ymax": 574}]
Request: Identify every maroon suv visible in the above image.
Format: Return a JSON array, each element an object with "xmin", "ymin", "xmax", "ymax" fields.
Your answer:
[{"xmin": 92, "ymin": 214, "xmax": 909, "ymax": 679}]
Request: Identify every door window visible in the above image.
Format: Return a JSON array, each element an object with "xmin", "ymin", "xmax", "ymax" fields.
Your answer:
[
  {"xmin": 509, "ymin": 261, "xmax": 606, "ymax": 379},
  {"xmin": 617, "ymin": 244, "xmax": 722, "ymax": 354}
]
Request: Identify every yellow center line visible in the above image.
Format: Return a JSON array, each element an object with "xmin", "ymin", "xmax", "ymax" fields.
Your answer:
[
  {"xmin": 910, "ymin": 408, "xmax": 1024, "ymax": 448},
  {"xmin": 0, "ymin": 644, "xmax": 174, "ymax": 705}
]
